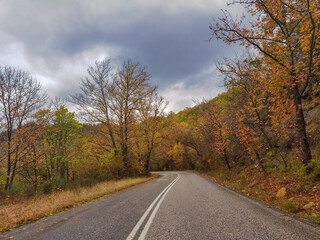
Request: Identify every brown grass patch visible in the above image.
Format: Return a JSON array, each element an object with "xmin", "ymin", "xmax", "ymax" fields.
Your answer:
[{"xmin": 0, "ymin": 175, "xmax": 158, "ymax": 232}]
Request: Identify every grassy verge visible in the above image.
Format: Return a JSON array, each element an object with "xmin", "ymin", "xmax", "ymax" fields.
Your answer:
[
  {"xmin": 195, "ymin": 168, "xmax": 320, "ymax": 224},
  {"xmin": 0, "ymin": 175, "xmax": 158, "ymax": 232}
]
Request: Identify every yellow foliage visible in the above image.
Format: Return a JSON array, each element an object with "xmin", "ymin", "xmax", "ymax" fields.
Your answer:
[{"xmin": 276, "ymin": 187, "xmax": 287, "ymax": 198}]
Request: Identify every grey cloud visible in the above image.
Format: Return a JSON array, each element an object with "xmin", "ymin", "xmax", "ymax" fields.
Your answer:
[{"xmin": 0, "ymin": 0, "xmax": 242, "ymax": 111}]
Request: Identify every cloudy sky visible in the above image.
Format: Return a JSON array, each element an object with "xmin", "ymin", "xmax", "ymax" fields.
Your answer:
[{"xmin": 0, "ymin": 0, "xmax": 243, "ymax": 112}]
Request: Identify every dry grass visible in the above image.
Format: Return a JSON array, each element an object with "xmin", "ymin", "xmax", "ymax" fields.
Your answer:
[{"xmin": 0, "ymin": 175, "xmax": 157, "ymax": 232}]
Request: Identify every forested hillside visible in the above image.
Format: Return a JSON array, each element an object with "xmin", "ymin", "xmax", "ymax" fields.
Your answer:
[
  {"xmin": 152, "ymin": 0, "xmax": 320, "ymax": 222},
  {"xmin": 154, "ymin": 0, "xmax": 320, "ymax": 173}
]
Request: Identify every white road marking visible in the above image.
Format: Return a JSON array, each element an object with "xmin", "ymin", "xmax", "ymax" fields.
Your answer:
[
  {"xmin": 138, "ymin": 174, "xmax": 180, "ymax": 240},
  {"xmin": 126, "ymin": 173, "xmax": 180, "ymax": 240}
]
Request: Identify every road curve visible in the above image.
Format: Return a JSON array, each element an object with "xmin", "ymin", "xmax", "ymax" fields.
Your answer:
[{"xmin": 1, "ymin": 172, "xmax": 320, "ymax": 240}]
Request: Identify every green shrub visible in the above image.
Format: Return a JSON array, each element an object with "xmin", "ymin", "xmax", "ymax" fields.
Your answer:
[
  {"xmin": 288, "ymin": 160, "xmax": 307, "ymax": 179},
  {"xmin": 8, "ymin": 183, "xmax": 33, "ymax": 196},
  {"xmin": 41, "ymin": 181, "xmax": 53, "ymax": 194},
  {"xmin": 281, "ymin": 200, "xmax": 300, "ymax": 212},
  {"xmin": 307, "ymin": 159, "xmax": 320, "ymax": 180},
  {"xmin": 40, "ymin": 178, "xmax": 67, "ymax": 194},
  {"xmin": 65, "ymin": 177, "xmax": 100, "ymax": 190},
  {"xmin": 263, "ymin": 161, "xmax": 277, "ymax": 171},
  {"xmin": 294, "ymin": 181, "xmax": 305, "ymax": 193},
  {"xmin": 240, "ymin": 173, "xmax": 247, "ymax": 184}
]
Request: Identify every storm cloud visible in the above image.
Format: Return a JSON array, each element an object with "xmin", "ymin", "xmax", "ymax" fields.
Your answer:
[{"xmin": 0, "ymin": 0, "xmax": 243, "ymax": 112}]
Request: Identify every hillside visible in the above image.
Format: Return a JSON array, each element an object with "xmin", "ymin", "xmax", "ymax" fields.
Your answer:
[{"xmin": 152, "ymin": 84, "xmax": 320, "ymax": 223}]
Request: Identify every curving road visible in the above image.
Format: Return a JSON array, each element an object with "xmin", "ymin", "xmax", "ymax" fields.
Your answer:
[{"xmin": 1, "ymin": 172, "xmax": 320, "ymax": 240}]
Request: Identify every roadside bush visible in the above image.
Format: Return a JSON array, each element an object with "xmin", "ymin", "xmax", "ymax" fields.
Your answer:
[
  {"xmin": 263, "ymin": 161, "xmax": 278, "ymax": 171},
  {"xmin": 7, "ymin": 183, "xmax": 33, "ymax": 196},
  {"xmin": 41, "ymin": 180, "xmax": 53, "ymax": 194},
  {"xmin": 307, "ymin": 159, "xmax": 320, "ymax": 181},
  {"xmin": 288, "ymin": 160, "xmax": 307, "ymax": 179}
]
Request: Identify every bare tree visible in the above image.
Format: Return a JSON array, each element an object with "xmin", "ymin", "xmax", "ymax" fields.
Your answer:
[
  {"xmin": 70, "ymin": 58, "xmax": 117, "ymax": 151},
  {"xmin": 0, "ymin": 66, "xmax": 46, "ymax": 190},
  {"xmin": 109, "ymin": 59, "xmax": 156, "ymax": 175}
]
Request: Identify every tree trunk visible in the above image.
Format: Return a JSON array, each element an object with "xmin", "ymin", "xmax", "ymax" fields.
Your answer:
[
  {"xmin": 9, "ymin": 159, "xmax": 18, "ymax": 189},
  {"xmin": 145, "ymin": 148, "xmax": 152, "ymax": 174},
  {"xmin": 219, "ymin": 129, "xmax": 231, "ymax": 170},
  {"xmin": 107, "ymin": 122, "xmax": 117, "ymax": 153},
  {"xmin": 223, "ymin": 147, "xmax": 231, "ymax": 170},
  {"xmin": 105, "ymin": 110, "xmax": 117, "ymax": 154},
  {"xmin": 34, "ymin": 164, "xmax": 38, "ymax": 191},
  {"xmin": 145, "ymin": 133, "xmax": 154, "ymax": 174},
  {"xmin": 122, "ymin": 111, "xmax": 129, "ymax": 175},
  {"xmin": 292, "ymin": 84, "xmax": 312, "ymax": 173},
  {"xmin": 5, "ymin": 140, "xmax": 11, "ymax": 191},
  {"xmin": 255, "ymin": 150, "xmax": 266, "ymax": 174}
]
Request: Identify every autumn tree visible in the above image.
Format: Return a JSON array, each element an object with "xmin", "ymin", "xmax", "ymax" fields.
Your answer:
[
  {"xmin": 70, "ymin": 58, "xmax": 116, "ymax": 152},
  {"xmin": 13, "ymin": 119, "xmax": 47, "ymax": 191},
  {"xmin": 153, "ymin": 118, "xmax": 179, "ymax": 170},
  {"xmin": 0, "ymin": 66, "xmax": 46, "ymax": 190},
  {"xmin": 134, "ymin": 93, "xmax": 168, "ymax": 173},
  {"xmin": 44, "ymin": 106, "xmax": 82, "ymax": 182},
  {"xmin": 211, "ymin": 0, "xmax": 320, "ymax": 172},
  {"xmin": 200, "ymin": 104, "xmax": 231, "ymax": 170},
  {"xmin": 109, "ymin": 59, "xmax": 156, "ymax": 175},
  {"xmin": 217, "ymin": 56, "xmax": 296, "ymax": 170}
]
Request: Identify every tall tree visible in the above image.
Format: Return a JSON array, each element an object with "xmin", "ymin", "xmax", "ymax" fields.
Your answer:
[
  {"xmin": 135, "ymin": 93, "xmax": 168, "ymax": 173},
  {"xmin": 45, "ymin": 106, "xmax": 82, "ymax": 181},
  {"xmin": 0, "ymin": 66, "xmax": 46, "ymax": 190},
  {"xmin": 211, "ymin": 0, "xmax": 320, "ymax": 172},
  {"xmin": 70, "ymin": 58, "xmax": 117, "ymax": 152},
  {"xmin": 218, "ymin": 56, "xmax": 294, "ymax": 170},
  {"xmin": 200, "ymin": 104, "xmax": 231, "ymax": 170},
  {"xmin": 13, "ymin": 120, "xmax": 46, "ymax": 191},
  {"xmin": 109, "ymin": 59, "xmax": 156, "ymax": 175}
]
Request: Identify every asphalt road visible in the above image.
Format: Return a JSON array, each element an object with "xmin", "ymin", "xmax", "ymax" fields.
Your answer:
[{"xmin": 1, "ymin": 172, "xmax": 320, "ymax": 240}]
